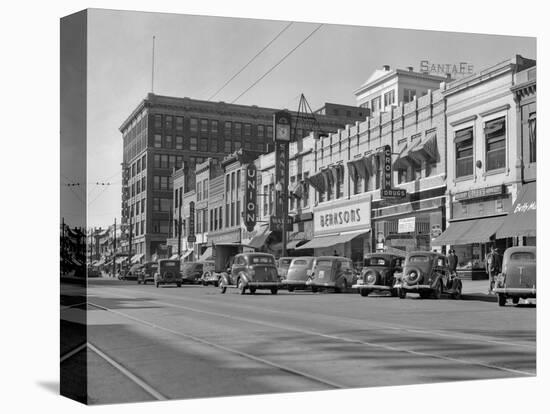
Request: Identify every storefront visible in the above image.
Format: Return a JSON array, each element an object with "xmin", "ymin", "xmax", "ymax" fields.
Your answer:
[
  {"xmin": 371, "ymin": 190, "xmax": 446, "ymax": 255},
  {"xmin": 297, "ymin": 198, "xmax": 371, "ymax": 267},
  {"xmin": 496, "ymin": 181, "xmax": 536, "ymax": 245},
  {"xmin": 432, "ymin": 184, "xmax": 513, "ymax": 279}
]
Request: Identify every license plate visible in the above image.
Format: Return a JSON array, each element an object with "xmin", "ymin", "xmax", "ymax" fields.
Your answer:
[{"xmin": 357, "ymin": 280, "xmax": 364, "ymax": 285}]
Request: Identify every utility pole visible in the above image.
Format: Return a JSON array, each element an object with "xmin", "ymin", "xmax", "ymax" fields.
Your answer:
[
  {"xmin": 128, "ymin": 216, "xmax": 133, "ymax": 268},
  {"xmin": 112, "ymin": 218, "xmax": 117, "ymax": 277},
  {"xmin": 177, "ymin": 202, "xmax": 182, "ymax": 257}
]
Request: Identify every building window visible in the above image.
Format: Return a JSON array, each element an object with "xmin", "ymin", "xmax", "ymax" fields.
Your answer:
[
  {"xmin": 175, "ymin": 136, "xmax": 183, "ymax": 150},
  {"xmin": 258, "ymin": 125, "xmax": 265, "ymax": 138},
  {"xmin": 141, "ymin": 154, "xmax": 146, "ymax": 171},
  {"xmin": 211, "ymin": 120, "xmax": 218, "ymax": 135},
  {"xmin": 263, "ymin": 185, "xmax": 268, "ymax": 216},
  {"xmin": 485, "ymin": 117, "xmax": 506, "ymax": 171},
  {"xmin": 266, "ymin": 126, "xmax": 273, "ymax": 140},
  {"xmin": 200, "ymin": 119, "xmax": 208, "ymax": 134},
  {"xmin": 234, "ymin": 141, "xmax": 241, "ymax": 150},
  {"xmin": 244, "ymin": 123, "xmax": 251, "ymax": 137},
  {"xmin": 141, "ymin": 177, "xmax": 146, "ymax": 192},
  {"xmin": 141, "ymin": 220, "xmax": 144, "ymax": 235},
  {"xmin": 455, "ymin": 127, "xmax": 474, "ymax": 178},
  {"xmin": 161, "ymin": 154, "xmax": 168, "ymax": 168},
  {"xmin": 176, "ymin": 116, "xmax": 184, "ymax": 133},
  {"xmin": 154, "ymin": 114, "xmax": 162, "ymax": 131},
  {"xmin": 164, "ymin": 115, "xmax": 173, "ymax": 131},
  {"xmin": 371, "ymin": 96, "xmax": 381, "ymax": 112},
  {"xmin": 383, "ymin": 90, "xmax": 395, "ymax": 107},
  {"xmin": 190, "ymin": 118, "xmax": 198, "ymax": 133},
  {"xmin": 210, "ymin": 138, "xmax": 218, "ymax": 153},
  {"xmin": 269, "ymin": 183, "xmax": 274, "ymax": 215},
  {"xmin": 200, "ymin": 138, "xmax": 208, "ymax": 152},
  {"xmin": 141, "ymin": 198, "xmax": 145, "ymax": 214},
  {"xmin": 197, "ymin": 181, "xmax": 202, "ymax": 201},
  {"xmin": 165, "ymin": 135, "xmax": 173, "ymax": 149},
  {"xmin": 289, "ymin": 176, "xmax": 296, "ymax": 210},
  {"xmin": 336, "ymin": 167, "xmax": 343, "ymax": 199},
  {"xmin": 528, "ymin": 112, "xmax": 536, "ymax": 163},
  {"xmin": 154, "ymin": 134, "xmax": 162, "ymax": 148},
  {"xmin": 234, "ymin": 123, "xmax": 242, "ymax": 138},
  {"xmin": 224, "ymin": 140, "xmax": 232, "ymax": 153},
  {"xmin": 224, "ymin": 121, "xmax": 232, "ymax": 136},
  {"xmin": 302, "ymin": 172, "xmax": 309, "ymax": 207},
  {"xmin": 176, "ymin": 156, "xmax": 183, "ymax": 169},
  {"xmin": 190, "ymin": 137, "xmax": 198, "ymax": 151},
  {"xmin": 203, "ymin": 178, "xmax": 209, "ymax": 199},
  {"xmin": 403, "ymin": 88, "xmax": 416, "ymax": 103},
  {"xmin": 397, "ymin": 168, "xmax": 408, "ymax": 184},
  {"xmin": 210, "ymin": 209, "xmax": 213, "ymax": 232}
]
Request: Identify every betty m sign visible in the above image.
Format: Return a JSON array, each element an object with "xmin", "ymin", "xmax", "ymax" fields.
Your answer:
[{"xmin": 244, "ymin": 164, "xmax": 257, "ymax": 233}]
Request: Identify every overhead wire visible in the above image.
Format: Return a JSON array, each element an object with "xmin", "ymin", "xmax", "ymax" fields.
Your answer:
[
  {"xmin": 208, "ymin": 21, "xmax": 294, "ymax": 101},
  {"xmin": 231, "ymin": 23, "xmax": 324, "ymax": 104}
]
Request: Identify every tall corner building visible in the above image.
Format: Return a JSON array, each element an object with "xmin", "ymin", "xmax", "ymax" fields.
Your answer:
[{"xmin": 118, "ymin": 93, "xmax": 367, "ymax": 261}]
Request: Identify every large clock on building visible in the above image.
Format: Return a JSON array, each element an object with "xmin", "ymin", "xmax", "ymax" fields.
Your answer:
[
  {"xmin": 274, "ymin": 110, "xmax": 292, "ymax": 142},
  {"xmin": 276, "ymin": 124, "xmax": 290, "ymax": 141}
]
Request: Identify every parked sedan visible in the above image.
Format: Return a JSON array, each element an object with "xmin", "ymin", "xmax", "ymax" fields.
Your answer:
[
  {"xmin": 219, "ymin": 253, "xmax": 280, "ymax": 294},
  {"xmin": 277, "ymin": 257, "xmax": 293, "ymax": 279},
  {"xmin": 154, "ymin": 259, "xmax": 183, "ymax": 288},
  {"xmin": 137, "ymin": 261, "xmax": 157, "ymax": 285},
  {"xmin": 282, "ymin": 257, "xmax": 315, "ymax": 292},
  {"xmin": 181, "ymin": 261, "xmax": 212, "ymax": 284},
  {"xmin": 306, "ymin": 256, "xmax": 357, "ymax": 293},
  {"xmin": 352, "ymin": 253, "xmax": 405, "ymax": 297},
  {"xmin": 394, "ymin": 251, "xmax": 462, "ymax": 299},
  {"xmin": 493, "ymin": 246, "xmax": 536, "ymax": 306}
]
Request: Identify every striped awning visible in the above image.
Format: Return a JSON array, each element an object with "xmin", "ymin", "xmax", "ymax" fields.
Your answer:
[
  {"xmin": 352, "ymin": 157, "xmax": 368, "ymax": 179},
  {"xmin": 307, "ymin": 172, "xmax": 326, "ymax": 193},
  {"xmin": 408, "ymin": 132, "xmax": 438, "ymax": 164},
  {"xmin": 347, "ymin": 161, "xmax": 358, "ymax": 181}
]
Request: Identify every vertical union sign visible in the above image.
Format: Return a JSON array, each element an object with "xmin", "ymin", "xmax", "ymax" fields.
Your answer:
[
  {"xmin": 382, "ymin": 145, "xmax": 392, "ymax": 190},
  {"xmin": 188, "ymin": 201, "xmax": 196, "ymax": 242},
  {"xmin": 244, "ymin": 164, "xmax": 257, "ymax": 232}
]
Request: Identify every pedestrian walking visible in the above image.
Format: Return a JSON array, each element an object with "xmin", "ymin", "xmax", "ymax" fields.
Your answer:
[
  {"xmin": 447, "ymin": 249, "xmax": 458, "ymax": 275},
  {"xmin": 485, "ymin": 246, "xmax": 502, "ymax": 294}
]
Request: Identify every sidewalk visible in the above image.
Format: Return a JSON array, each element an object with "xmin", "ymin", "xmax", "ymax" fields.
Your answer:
[{"xmin": 460, "ymin": 279, "xmax": 497, "ymax": 303}]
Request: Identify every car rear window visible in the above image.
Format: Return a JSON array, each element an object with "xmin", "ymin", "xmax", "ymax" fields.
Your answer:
[
  {"xmin": 365, "ymin": 257, "xmax": 388, "ymax": 266},
  {"xmin": 510, "ymin": 252, "xmax": 535, "ymax": 261},
  {"xmin": 280, "ymin": 259, "xmax": 292, "ymax": 266},
  {"xmin": 163, "ymin": 262, "xmax": 178, "ymax": 267},
  {"xmin": 316, "ymin": 260, "xmax": 333, "ymax": 268},
  {"xmin": 251, "ymin": 256, "xmax": 275, "ymax": 264},
  {"xmin": 291, "ymin": 259, "xmax": 308, "ymax": 266},
  {"xmin": 408, "ymin": 256, "xmax": 429, "ymax": 263}
]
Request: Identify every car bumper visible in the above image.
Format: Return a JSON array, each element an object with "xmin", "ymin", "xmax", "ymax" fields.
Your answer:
[
  {"xmin": 394, "ymin": 283, "xmax": 433, "ymax": 291},
  {"xmin": 157, "ymin": 279, "xmax": 183, "ymax": 284},
  {"xmin": 352, "ymin": 284, "xmax": 392, "ymax": 291},
  {"xmin": 306, "ymin": 281, "xmax": 337, "ymax": 288},
  {"xmin": 246, "ymin": 281, "xmax": 281, "ymax": 289},
  {"xmin": 283, "ymin": 280, "xmax": 307, "ymax": 287},
  {"xmin": 493, "ymin": 287, "xmax": 536, "ymax": 296}
]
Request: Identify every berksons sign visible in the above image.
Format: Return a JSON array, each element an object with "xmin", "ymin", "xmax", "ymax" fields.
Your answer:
[{"xmin": 314, "ymin": 199, "xmax": 371, "ymax": 236}]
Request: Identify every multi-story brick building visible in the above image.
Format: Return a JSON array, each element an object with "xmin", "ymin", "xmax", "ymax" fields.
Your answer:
[{"xmin": 119, "ymin": 93, "xmax": 367, "ymax": 261}]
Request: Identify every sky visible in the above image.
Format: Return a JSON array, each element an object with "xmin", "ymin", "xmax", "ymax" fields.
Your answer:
[{"xmin": 70, "ymin": 8, "xmax": 536, "ymax": 229}]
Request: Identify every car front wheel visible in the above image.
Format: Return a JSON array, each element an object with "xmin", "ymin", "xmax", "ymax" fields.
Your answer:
[
  {"xmin": 498, "ymin": 294, "xmax": 507, "ymax": 307},
  {"xmin": 360, "ymin": 289, "xmax": 369, "ymax": 297},
  {"xmin": 238, "ymin": 278, "xmax": 247, "ymax": 295},
  {"xmin": 271, "ymin": 288, "xmax": 278, "ymax": 295}
]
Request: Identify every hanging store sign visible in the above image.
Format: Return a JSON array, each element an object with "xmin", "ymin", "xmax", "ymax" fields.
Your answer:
[
  {"xmin": 244, "ymin": 164, "xmax": 257, "ymax": 232},
  {"xmin": 398, "ymin": 217, "xmax": 416, "ymax": 233},
  {"xmin": 314, "ymin": 199, "xmax": 371, "ymax": 236},
  {"xmin": 269, "ymin": 216, "xmax": 293, "ymax": 232},
  {"xmin": 455, "ymin": 185, "xmax": 505, "ymax": 201},
  {"xmin": 188, "ymin": 201, "xmax": 196, "ymax": 243},
  {"xmin": 380, "ymin": 144, "xmax": 407, "ymax": 199}
]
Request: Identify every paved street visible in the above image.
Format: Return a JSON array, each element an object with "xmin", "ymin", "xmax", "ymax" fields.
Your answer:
[{"xmin": 66, "ymin": 277, "xmax": 535, "ymax": 404}]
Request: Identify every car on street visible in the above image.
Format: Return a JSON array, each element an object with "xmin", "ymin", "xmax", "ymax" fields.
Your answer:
[
  {"xmin": 352, "ymin": 253, "xmax": 405, "ymax": 297},
  {"xmin": 219, "ymin": 252, "xmax": 281, "ymax": 295},
  {"xmin": 306, "ymin": 256, "xmax": 357, "ymax": 293},
  {"xmin": 282, "ymin": 256, "xmax": 315, "ymax": 292},
  {"xmin": 493, "ymin": 246, "xmax": 536, "ymax": 306},
  {"xmin": 181, "ymin": 261, "xmax": 213, "ymax": 284},
  {"xmin": 154, "ymin": 259, "xmax": 183, "ymax": 288},
  {"xmin": 394, "ymin": 251, "xmax": 462, "ymax": 299},
  {"xmin": 277, "ymin": 257, "xmax": 293, "ymax": 279},
  {"xmin": 123, "ymin": 264, "xmax": 141, "ymax": 281},
  {"xmin": 137, "ymin": 261, "xmax": 158, "ymax": 285},
  {"xmin": 87, "ymin": 265, "xmax": 101, "ymax": 278}
]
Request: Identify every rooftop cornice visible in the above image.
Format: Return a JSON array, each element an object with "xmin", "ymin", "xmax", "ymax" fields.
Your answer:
[{"xmin": 353, "ymin": 69, "xmax": 446, "ymax": 96}]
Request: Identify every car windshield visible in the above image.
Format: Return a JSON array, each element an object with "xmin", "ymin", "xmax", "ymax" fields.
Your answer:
[
  {"xmin": 316, "ymin": 259, "xmax": 333, "ymax": 268},
  {"xmin": 365, "ymin": 257, "xmax": 388, "ymax": 266},
  {"xmin": 291, "ymin": 259, "xmax": 309, "ymax": 266},
  {"xmin": 181, "ymin": 263, "xmax": 195, "ymax": 271},
  {"xmin": 250, "ymin": 256, "xmax": 275, "ymax": 264},
  {"xmin": 510, "ymin": 252, "xmax": 535, "ymax": 261},
  {"xmin": 408, "ymin": 255, "xmax": 430, "ymax": 263},
  {"xmin": 162, "ymin": 262, "xmax": 178, "ymax": 267}
]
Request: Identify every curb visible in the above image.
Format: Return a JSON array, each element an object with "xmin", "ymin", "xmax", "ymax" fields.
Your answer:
[{"xmin": 460, "ymin": 293, "xmax": 497, "ymax": 303}]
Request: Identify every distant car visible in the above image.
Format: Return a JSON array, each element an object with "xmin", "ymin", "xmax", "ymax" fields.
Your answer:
[
  {"xmin": 181, "ymin": 261, "xmax": 210, "ymax": 284},
  {"xmin": 219, "ymin": 253, "xmax": 281, "ymax": 295},
  {"xmin": 394, "ymin": 251, "xmax": 462, "ymax": 299},
  {"xmin": 352, "ymin": 253, "xmax": 405, "ymax": 297},
  {"xmin": 493, "ymin": 246, "xmax": 536, "ymax": 307},
  {"xmin": 137, "ymin": 261, "xmax": 158, "ymax": 285},
  {"xmin": 87, "ymin": 266, "xmax": 101, "ymax": 278},
  {"xmin": 154, "ymin": 259, "xmax": 182, "ymax": 288},
  {"xmin": 306, "ymin": 256, "xmax": 357, "ymax": 293},
  {"xmin": 124, "ymin": 264, "xmax": 142, "ymax": 281},
  {"xmin": 277, "ymin": 257, "xmax": 293, "ymax": 279},
  {"xmin": 282, "ymin": 257, "xmax": 315, "ymax": 292}
]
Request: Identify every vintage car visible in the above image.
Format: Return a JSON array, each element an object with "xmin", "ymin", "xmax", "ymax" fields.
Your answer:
[
  {"xmin": 306, "ymin": 256, "xmax": 357, "ymax": 293},
  {"xmin": 219, "ymin": 252, "xmax": 281, "ymax": 295},
  {"xmin": 493, "ymin": 246, "xmax": 536, "ymax": 306},
  {"xmin": 282, "ymin": 257, "xmax": 316, "ymax": 292},
  {"xmin": 154, "ymin": 259, "xmax": 183, "ymax": 288},
  {"xmin": 394, "ymin": 251, "xmax": 462, "ymax": 299},
  {"xmin": 87, "ymin": 265, "xmax": 101, "ymax": 278},
  {"xmin": 123, "ymin": 263, "xmax": 141, "ymax": 281},
  {"xmin": 137, "ymin": 261, "xmax": 158, "ymax": 285},
  {"xmin": 352, "ymin": 253, "xmax": 405, "ymax": 297},
  {"xmin": 181, "ymin": 261, "xmax": 212, "ymax": 284},
  {"xmin": 277, "ymin": 257, "xmax": 293, "ymax": 279}
]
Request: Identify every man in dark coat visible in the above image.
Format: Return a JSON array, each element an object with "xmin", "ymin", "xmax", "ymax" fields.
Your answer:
[
  {"xmin": 447, "ymin": 249, "xmax": 458, "ymax": 274},
  {"xmin": 486, "ymin": 246, "xmax": 502, "ymax": 293}
]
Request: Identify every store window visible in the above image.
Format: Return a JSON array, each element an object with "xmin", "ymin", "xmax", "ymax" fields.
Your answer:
[
  {"xmin": 484, "ymin": 117, "xmax": 506, "ymax": 171},
  {"xmin": 455, "ymin": 127, "xmax": 473, "ymax": 178}
]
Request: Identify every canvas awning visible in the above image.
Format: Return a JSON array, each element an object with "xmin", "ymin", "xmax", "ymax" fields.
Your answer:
[
  {"xmin": 306, "ymin": 172, "xmax": 326, "ymax": 193},
  {"xmin": 249, "ymin": 230, "xmax": 272, "ymax": 249},
  {"xmin": 169, "ymin": 254, "xmax": 179, "ymax": 260},
  {"xmin": 393, "ymin": 142, "xmax": 414, "ymax": 170},
  {"xmin": 352, "ymin": 157, "xmax": 368, "ymax": 179},
  {"xmin": 347, "ymin": 161, "xmax": 358, "ymax": 181},
  {"xmin": 408, "ymin": 131, "xmax": 438, "ymax": 164},
  {"xmin": 115, "ymin": 256, "xmax": 128, "ymax": 264},
  {"xmin": 296, "ymin": 230, "xmax": 370, "ymax": 250},
  {"xmin": 182, "ymin": 249, "xmax": 194, "ymax": 259},
  {"xmin": 287, "ymin": 239, "xmax": 309, "ymax": 250},
  {"xmin": 131, "ymin": 253, "xmax": 144, "ymax": 264},
  {"xmin": 496, "ymin": 182, "xmax": 536, "ymax": 238},
  {"xmin": 199, "ymin": 247, "xmax": 213, "ymax": 261},
  {"xmin": 432, "ymin": 216, "xmax": 505, "ymax": 246}
]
